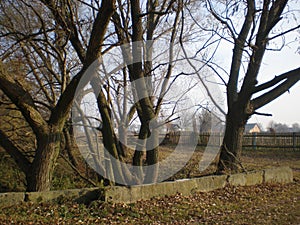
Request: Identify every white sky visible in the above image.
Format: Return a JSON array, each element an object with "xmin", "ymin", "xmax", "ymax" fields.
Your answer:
[
  {"xmin": 248, "ymin": 45, "xmax": 300, "ymax": 129},
  {"xmin": 215, "ymin": 43, "xmax": 300, "ymax": 130},
  {"xmin": 208, "ymin": 11, "xmax": 300, "ymax": 130},
  {"xmin": 203, "ymin": 1, "xmax": 300, "ymax": 130}
]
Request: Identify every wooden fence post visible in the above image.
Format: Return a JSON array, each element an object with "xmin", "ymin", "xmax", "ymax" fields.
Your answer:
[
  {"xmin": 252, "ymin": 132, "xmax": 257, "ymax": 150},
  {"xmin": 293, "ymin": 132, "xmax": 296, "ymax": 150}
]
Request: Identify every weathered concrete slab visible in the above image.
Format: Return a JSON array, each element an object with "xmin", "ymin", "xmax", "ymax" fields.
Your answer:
[
  {"xmin": 105, "ymin": 186, "xmax": 132, "ymax": 203},
  {"xmin": 195, "ymin": 175, "xmax": 228, "ymax": 192},
  {"xmin": 228, "ymin": 171, "xmax": 264, "ymax": 186},
  {"xmin": 140, "ymin": 181, "xmax": 175, "ymax": 200},
  {"xmin": 0, "ymin": 192, "xmax": 24, "ymax": 208},
  {"xmin": 0, "ymin": 166, "xmax": 294, "ymax": 206},
  {"xmin": 105, "ymin": 182, "xmax": 176, "ymax": 203},
  {"xmin": 264, "ymin": 166, "xmax": 293, "ymax": 184},
  {"xmin": 25, "ymin": 188, "xmax": 102, "ymax": 204},
  {"xmin": 174, "ymin": 179, "xmax": 198, "ymax": 195},
  {"xmin": 106, "ymin": 176, "xmax": 228, "ymax": 203},
  {"xmin": 228, "ymin": 173, "xmax": 246, "ymax": 186},
  {"xmin": 245, "ymin": 171, "xmax": 264, "ymax": 186}
]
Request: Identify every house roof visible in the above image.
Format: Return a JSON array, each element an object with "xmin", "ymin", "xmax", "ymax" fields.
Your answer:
[{"xmin": 244, "ymin": 123, "xmax": 260, "ymax": 133}]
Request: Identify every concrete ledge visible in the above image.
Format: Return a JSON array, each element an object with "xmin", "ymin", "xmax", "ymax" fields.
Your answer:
[
  {"xmin": 24, "ymin": 188, "xmax": 103, "ymax": 204},
  {"xmin": 228, "ymin": 173, "xmax": 246, "ymax": 186},
  {"xmin": 228, "ymin": 171, "xmax": 264, "ymax": 186},
  {"xmin": 264, "ymin": 166, "xmax": 293, "ymax": 184},
  {"xmin": 245, "ymin": 170, "xmax": 264, "ymax": 186},
  {"xmin": 0, "ymin": 166, "xmax": 294, "ymax": 206},
  {"xmin": 103, "ymin": 167, "xmax": 293, "ymax": 203},
  {"xmin": 105, "ymin": 175, "xmax": 229, "ymax": 203},
  {"xmin": 0, "ymin": 192, "xmax": 24, "ymax": 208},
  {"xmin": 194, "ymin": 175, "xmax": 228, "ymax": 192}
]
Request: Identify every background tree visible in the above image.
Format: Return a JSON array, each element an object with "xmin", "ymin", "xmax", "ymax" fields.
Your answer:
[
  {"xmin": 267, "ymin": 121, "xmax": 300, "ymax": 133},
  {"xmin": 76, "ymin": 0, "xmax": 195, "ymax": 184}
]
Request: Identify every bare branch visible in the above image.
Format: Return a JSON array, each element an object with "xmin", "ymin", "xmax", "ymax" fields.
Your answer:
[
  {"xmin": 0, "ymin": 61, "xmax": 49, "ymax": 136},
  {"xmin": 252, "ymin": 67, "xmax": 300, "ymax": 110},
  {"xmin": 253, "ymin": 68, "xmax": 300, "ymax": 94},
  {"xmin": 268, "ymin": 24, "xmax": 300, "ymax": 41},
  {"xmin": 226, "ymin": 0, "xmax": 255, "ymax": 109}
]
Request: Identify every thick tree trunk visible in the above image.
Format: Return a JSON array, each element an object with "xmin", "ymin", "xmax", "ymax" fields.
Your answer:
[
  {"xmin": 101, "ymin": 121, "xmax": 125, "ymax": 184},
  {"xmin": 217, "ymin": 108, "xmax": 248, "ymax": 173},
  {"xmin": 95, "ymin": 88, "xmax": 127, "ymax": 185},
  {"xmin": 26, "ymin": 128, "xmax": 61, "ymax": 192}
]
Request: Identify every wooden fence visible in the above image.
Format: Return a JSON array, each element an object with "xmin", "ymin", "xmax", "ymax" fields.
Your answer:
[
  {"xmin": 162, "ymin": 132, "xmax": 300, "ymax": 150},
  {"xmin": 242, "ymin": 132, "xmax": 300, "ymax": 150}
]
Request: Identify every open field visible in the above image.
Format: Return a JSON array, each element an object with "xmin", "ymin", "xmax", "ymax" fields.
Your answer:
[{"xmin": 0, "ymin": 147, "xmax": 299, "ymax": 224}]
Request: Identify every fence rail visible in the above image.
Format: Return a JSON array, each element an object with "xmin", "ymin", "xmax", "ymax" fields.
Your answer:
[
  {"xmin": 76, "ymin": 131, "xmax": 300, "ymax": 150},
  {"xmin": 162, "ymin": 132, "xmax": 300, "ymax": 150},
  {"xmin": 242, "ymin": 132, "xmax": 300, "ymax": 150}
]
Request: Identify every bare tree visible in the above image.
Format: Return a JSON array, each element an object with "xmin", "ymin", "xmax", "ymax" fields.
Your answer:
[
  {"xmin": 200, "ymin": 0, "xmax": 300, "ymax": 172},
  {"xmin": 0, "ymin": 0, "xmax": 115, "ymax": 191}
]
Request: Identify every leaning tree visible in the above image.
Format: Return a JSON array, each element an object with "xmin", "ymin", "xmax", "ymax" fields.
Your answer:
[{"xmin": 0, "ymin": 0, "xmax": 115, "ymax": 191}]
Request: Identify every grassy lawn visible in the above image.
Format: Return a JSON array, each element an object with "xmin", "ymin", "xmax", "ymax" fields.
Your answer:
[{"xmin": 0, "ymin": 147, "xmax": 299, "ymax": 224}]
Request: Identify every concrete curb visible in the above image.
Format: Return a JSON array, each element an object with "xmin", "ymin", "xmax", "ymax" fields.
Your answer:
[{"xmin": 0, "ymin": 166, "xmax": 293, "ymax": 207}]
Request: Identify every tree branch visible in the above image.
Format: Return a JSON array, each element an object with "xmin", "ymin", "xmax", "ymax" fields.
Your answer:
[
  {"xmin": 253, "ymin": 111, "xmax": 272, "ymax": 117},
  {"xmin": 40, "ymin": 0, "xmax": 86, "ymax": 62},
  {"xmin": 48, "ymin": 0, "xmax": 115, "ymax": 127},
  {"xmin": 252, "ymin": 67, "xmax": 300, "ymax": 110},
  {"xmin": 85, "ymin": 0, "xmax": 116, "ymax": 65},
  {"xmin": 0, "ymin": 62, "xmax": 49, "ymax": 136},
  {"xmin": 253, "ymin": 68, "xmax": 300, "ymax": 94},
  {"xmin": 226, "ymin": 0, "xmax": 255, "ymax": 109},
  {"xmin": 0, "ymin": 129, "xmax": 31, "ymax": 174}
]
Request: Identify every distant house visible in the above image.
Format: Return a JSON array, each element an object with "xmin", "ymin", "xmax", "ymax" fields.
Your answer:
[{"xmin": 244, "ymin": 123, "xmax": 261, "ymax": 133}]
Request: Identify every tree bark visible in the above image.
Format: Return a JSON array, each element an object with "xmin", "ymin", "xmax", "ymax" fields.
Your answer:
[
  {"xmin": 144, "ymin": 128, "xmax": 159, "ymax": 183},
  {"xmin": 217, "ymin": 109, "xmax": 247, "ymax": 173},
  {"xmin": 132, "ymin": 122, "xmax": 148, "ymax": 181},
  {"xmin": 94, "ymin": 84, "xmax": 126, "ymax": 185},
  {"xmin": 26, "ymin": 127, "xmax": 61, "ymax": 192}
]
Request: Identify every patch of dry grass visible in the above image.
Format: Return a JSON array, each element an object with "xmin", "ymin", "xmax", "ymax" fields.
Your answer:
[
  {"xmin": 0, "ymin": 181, "xmax": 299, "ymax": 224},
  {"xmin": 0, "ymin": 147, "xmax": 299, "ymax": 224}
]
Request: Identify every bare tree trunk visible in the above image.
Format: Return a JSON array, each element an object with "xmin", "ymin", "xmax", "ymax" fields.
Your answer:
[
  {"xmin": 217, "ymin": 107, "xmax": 248, "ymax": 173},
  {"xmin": 132, "ymin": 123, "xmax": 148, "ymax": 180},
  {"xmin": 95, "ymin": 88, "xmax": 126, "ymax": 185},
  {"xmin": 144, "ymin": 127, "xmax": 159, "ymax": 183},
  {"xmin": 118, "ymin": 125, "xmax": 127, "ymax": 157},
  {"xmin": 26, "ymin": 128, "xmax": 61, "ymax": 192}
]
